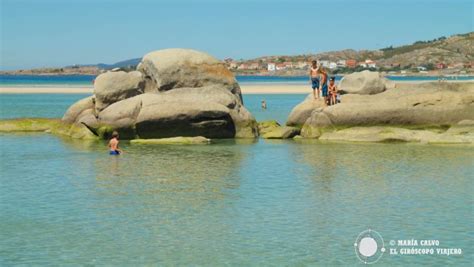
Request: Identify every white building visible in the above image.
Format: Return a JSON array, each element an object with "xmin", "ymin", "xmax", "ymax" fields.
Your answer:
[
  {"xmin": 267, "ymin": 63, "xmax": 276, "ymax": 71},
  {"xmin": 328, "ymin": 62, "xmax": 338, "ymax": 69},
  {"xmin": 365, "ymin": 59, "xmax": 377, "ymax": 68},
  {"xmin": 336, "ymin": 60, "xmax": 347, "ymax": 68},
  {"xmin": 320, "ymin": 60, "xmax": 330, "ymax": 68},
  {"xmin": 276, "ymin": 64, "xmax": 286, "ymax": 71}
]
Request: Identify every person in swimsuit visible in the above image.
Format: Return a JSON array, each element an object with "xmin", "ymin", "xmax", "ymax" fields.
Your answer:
[
  {"xmin": 309, "ymin": 60, "xmax": 320, "ymax": 100},
  {"xmin": 319, "ymin": 67, "xmax": 329, "ymax": 105},
  {"xmin": 108, "ymin": 131, "xmax": 122, "ymax": 155},
  {"xmin": 328, "ymin": 76, "xmax": 337, "ymax": 105}
]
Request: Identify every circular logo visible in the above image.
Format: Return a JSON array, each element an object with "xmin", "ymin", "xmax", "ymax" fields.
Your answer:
[{"xmin": 354, "ymin": 229, "xmax": 385, "ymax": 264}]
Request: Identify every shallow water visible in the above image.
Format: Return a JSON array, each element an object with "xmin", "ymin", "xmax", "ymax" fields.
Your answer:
[
  {"xmin": 0, "ymin": 94, "xmax": 306, "ymax": 124},
  {"xmin": 0, "ymin": 94, "xmax": 473, "ymax": 265}
]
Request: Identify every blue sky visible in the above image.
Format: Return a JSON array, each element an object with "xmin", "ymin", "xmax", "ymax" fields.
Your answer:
[{"xmin": 1, "ymin": 0, "xmax": 472, "ymax": 70}]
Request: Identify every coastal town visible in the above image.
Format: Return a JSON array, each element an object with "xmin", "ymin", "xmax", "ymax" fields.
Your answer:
[
  {"xmin": 1, "ymin": 32, "xmax": 472, "ymax": 77},
  {"xmin": 225, "ymin": 57, "xmax": 473, "ymax": 76},
  {"xmin": 225, "ymin": 32, "xmax": 473, "ymax": 76}
]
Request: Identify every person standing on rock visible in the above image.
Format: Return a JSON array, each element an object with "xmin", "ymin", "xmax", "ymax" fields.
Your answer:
[
  {"xmin": 319, "ymin": 67, "xmax": 329, "ymax": 105},
  {"xmin": 309, "ymin": 60, "xmax": 320, "ymax": 100}
]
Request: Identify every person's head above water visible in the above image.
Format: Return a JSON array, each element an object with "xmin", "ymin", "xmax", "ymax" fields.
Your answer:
[
  {"xmin": 112, "ymin": 131, "xmax": 119, "ymax": 139},
  {"xmin": 330, "ymin": 76, "xmax": 335, "ymax": 82}
]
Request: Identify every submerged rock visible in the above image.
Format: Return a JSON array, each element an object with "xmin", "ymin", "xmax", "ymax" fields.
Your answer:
[
  {"xmin": 262, "ymin": 126, "xmax": 300, "ymax": 139},
  {"xmin": 0, "ymin": 118, "xmax": 98, "ymax": 140},
  {"xmin": 257, "ymin": 120, "xmax": 281, "ymax": 135},
  {"xmin": 0, "ymin": 118, "xmax": 61, "ymax": 132},
  {"xmin": 130, "ymin": 136, "xmax": 211, "ymax": 145},
  {"xmin": 258, "ymin": 120, "xmax": 300, "ymax": 139},
  {"xmin": 317, "ymin": 125, "xmax": 474, "ymax": 144},
  {"xmin": 61, "ymin": 48, "xmax": 257, "ymax": 139}
]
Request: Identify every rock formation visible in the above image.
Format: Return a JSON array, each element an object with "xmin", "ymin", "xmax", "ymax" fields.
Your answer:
[
  {"xmin": 61, "ymin": 49, "xmax": 258, "ymax": 139},
  {"xmin": 338, "ymin": 70, "xmax": 394, "ymax": 95},
  {"xmin": 287, "ymin": 71, "xmax": 474, "ymax": 144},
  {"xmin": 287, "ymin": 71, "xmax": 394, "ymax": 127}
]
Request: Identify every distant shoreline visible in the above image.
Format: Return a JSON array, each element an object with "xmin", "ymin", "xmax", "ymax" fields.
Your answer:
[{"xmin": 1, "ymin": 72, "xmax": 473, "ymax": 78}]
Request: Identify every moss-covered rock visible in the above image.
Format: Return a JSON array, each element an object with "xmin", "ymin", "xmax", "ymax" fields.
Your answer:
[
  {"xmin": 130, "ymin": 136, "xmax": 211, "ymax": 145},
  {"xmin": 262, "ymin": 126, "xmax": 300, "ymax": 139},
  {"xmin": 0, "ymin": 118, "xmax": 61, "ymax": 132},
  {"xmin": 316, "ymin": 125, "xmax": 474, "ymax": 144},
  {"xmin": 0, "ymin": 118, "xmax": 98, "ymax": 140},
  {"xmin": 50, "ymin": 122, "xmax": 98, "ymax": 140},
  {"xmin": 257, "ymin": 120, "xmax": 281, "ymax": 135}
]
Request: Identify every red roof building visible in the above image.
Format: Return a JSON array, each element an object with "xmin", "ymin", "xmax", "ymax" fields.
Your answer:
[{"xmin": 346, "ymin": 59, "xmax": 357, "ymax": 68}]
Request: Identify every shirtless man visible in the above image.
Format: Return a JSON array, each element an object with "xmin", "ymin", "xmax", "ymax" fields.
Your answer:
[
  {"xmin": 309, "ymin": 60, "xmax": 320, "ymax": 99},
  {"xmin": 319, "ymin": 67, "xmax": 329, "ymax": 105},
  {"xmin": 108, "ymin": 131, "xmax": 122, "ymax": 155}
]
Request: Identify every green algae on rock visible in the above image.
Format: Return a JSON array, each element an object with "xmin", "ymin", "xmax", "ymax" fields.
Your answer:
[
  {"xmin": 0, "ymin": 118, "xmax": 99, "ymax": 140},
  {"xmin": 130, "ymin": 136, "xmax": 211, "ymax": 145},
  {"xmin": 0, "ymin": 118, "xmax": 61, "ymax": 132}
]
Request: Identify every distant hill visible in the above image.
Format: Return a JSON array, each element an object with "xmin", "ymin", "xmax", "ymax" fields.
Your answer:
[
  {"xmin": 2, "ymin": 32, "xmax": 472, "ymax": 76},
  {"xmin": 96, "ymin": 58, "xmax": 141, "ymax": 69},
  {"xmin": 65, "ymin": 57, "xmax": 141, "ymax": 70},
  {"xmin": 375, "ymin": 32, "xmax": 473, "ymax": 66},
  {"xmin": 237, "ymin": 32, "xmax": 473, "ymax": 68}
]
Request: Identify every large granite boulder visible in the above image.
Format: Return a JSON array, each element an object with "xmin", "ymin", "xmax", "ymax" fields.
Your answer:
[
  {"xmin": 137, "ymin": 48, "xmax": 241, "ymax": 97},
  {"xmin": 94, "ymin": 71, "xmax": 145, "ymax": 112},
  {"xmin": 338, "ymin": 70, "xmax": 393, "ymax": 95},
  {"xmin": 62, "ymin": 96, "xmax": 95, "ymax": 124},
  {"xmin": 301, "ymin": 82, "xmax": 474, "ymax": 139},
  {"xmin": 286, "ymin": 71, "xmax": 393, "ymax": 127},
  {"xmin": 286, "ymin": 96, "xmax": 326, "ymax": 127},
  {"xmin": 61, "ymin": 49, "xmax": 257, "ymax": 139}
]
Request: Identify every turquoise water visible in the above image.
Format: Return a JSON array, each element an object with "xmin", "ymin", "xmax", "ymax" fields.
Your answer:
[
  {"xmin": 0, "ymin": 94, "xmax": 473, "ymax": 265},
  {"xmin": 0, "ymin": 94, "xmax": 306, "ymax": 124},
  {"xmin": 1, "ymin": 74, "xmax": 473, "ymax": 87}
]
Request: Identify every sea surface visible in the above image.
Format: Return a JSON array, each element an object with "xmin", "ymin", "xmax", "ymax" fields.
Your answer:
[
  {"xmin": 0, "ymin": 94, "xmax": 473, "ymax": 265},
  {"xmin": 1, "ymin": 74, "xmax": 473, "ymax": 87}
]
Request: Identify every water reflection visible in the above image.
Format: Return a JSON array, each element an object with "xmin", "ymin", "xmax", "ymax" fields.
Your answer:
[{"xmin": 1, "ymin": 134, "xmax": 472, "ymax": 265}]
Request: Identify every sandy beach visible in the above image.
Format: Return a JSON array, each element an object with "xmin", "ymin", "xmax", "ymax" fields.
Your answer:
[{"xmin": 0, "ymin": 80, "xmax": 472, "ymax": 95}]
